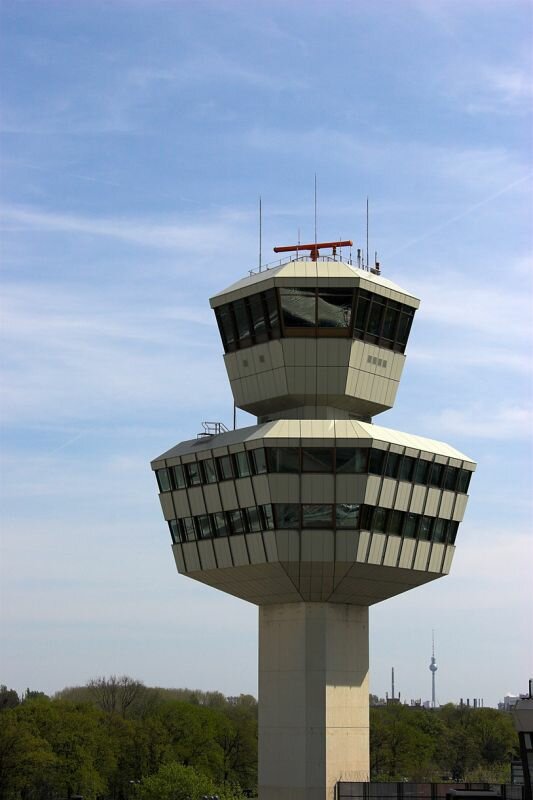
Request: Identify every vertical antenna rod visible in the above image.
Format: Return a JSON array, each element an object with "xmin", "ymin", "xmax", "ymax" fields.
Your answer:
[
  {"xmin": 259, "ymin": 195, "xmax": 262, "ymax": 272},
  {"xmin": 366, "ymin": 196, "xmax": 369, "ymax": 272},
  {"xmin": 314, "ymin": 174, "xmax": 317, "ymax": 249}
]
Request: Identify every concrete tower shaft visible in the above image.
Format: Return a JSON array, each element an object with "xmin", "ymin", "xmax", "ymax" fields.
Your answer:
[{"xmin": 151, "ymin": 251, "xmax": 476, "ymax": 799}]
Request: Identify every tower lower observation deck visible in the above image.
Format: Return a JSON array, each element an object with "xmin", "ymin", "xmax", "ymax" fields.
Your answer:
[{"xmin": 151, "ymin": 250, "xmax": 475, "ymax": 800}]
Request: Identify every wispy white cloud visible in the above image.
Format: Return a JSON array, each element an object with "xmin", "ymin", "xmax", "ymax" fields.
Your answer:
[
  {"xmin": 424, "ymin": 403, "xmax": 533, "ymax": 439},
  {"xmin": 412, "ymin": 268, "xmax": 533, "ymax": 341},
  {"xmin": 0, "ymin": 205, "xmax": 252, "ymax": 255},
  {"xmin": 0, "ymin": 282, "xmax": 231, "ymax": 426}
]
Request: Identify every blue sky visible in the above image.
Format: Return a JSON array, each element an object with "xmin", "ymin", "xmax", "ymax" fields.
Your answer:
[{"xmin": 1, "ymin": 0, "xmax": 532, "ymax": 707}]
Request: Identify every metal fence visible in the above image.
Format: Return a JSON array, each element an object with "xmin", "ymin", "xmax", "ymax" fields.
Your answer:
[{"xmin": 337, "ymin": 783, "xmax": 525, "ymax": 800}]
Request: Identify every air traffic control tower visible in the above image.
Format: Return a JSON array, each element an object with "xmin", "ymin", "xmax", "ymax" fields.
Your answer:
[{"xmin": 150, "ymin": 239, "xmax": 476, "ymax": 799}]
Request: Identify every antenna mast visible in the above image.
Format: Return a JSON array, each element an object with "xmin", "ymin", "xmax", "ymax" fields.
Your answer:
[
  {"xmin": 259, "ymin": 195, "xmax": 262, "ymax": 272},
  {"xmin": 314, "ymin": 174, "xmax": 318, "ymax": 249},
  {"xmin": 366, "ymin": 196, "xmax": 369, "ymax": 272}
]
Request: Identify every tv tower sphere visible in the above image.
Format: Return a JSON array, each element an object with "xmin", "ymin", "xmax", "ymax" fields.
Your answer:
[{"xmin": 150, "ymin": 240, "xmax": 475, "ymax": 799}]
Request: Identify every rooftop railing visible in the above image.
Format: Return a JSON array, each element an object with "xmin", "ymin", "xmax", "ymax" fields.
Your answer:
[{"xmin": 248, "ymin": 253, "xmax": 380, "ymax": 278}]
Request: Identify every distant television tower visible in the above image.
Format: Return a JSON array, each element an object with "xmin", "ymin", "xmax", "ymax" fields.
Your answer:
[{"xmin": 429, "ymin": 630, "xmax": 438, "ymax": 708}]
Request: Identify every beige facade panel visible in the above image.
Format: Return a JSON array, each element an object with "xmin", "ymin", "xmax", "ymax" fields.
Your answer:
[
  {"xmin": 268, "ymin": 474, "xmax": 300, "ymax": 503},
  {"xmin": 409, "ymin": 484, "xmax": 427, "ymax": 514},
  {"xmin": 424, "ymin": 487, "xmax": 441, "ymax": 517},
  {"xmin": 356, "ymin": 531, "xmax": 371, "ymax": 562},
  {"xmin": 443, "ymin": 546, "xmax": 455, "ymax": 574},
  {"xmin": 394, "ymin": 482, "xmax": 412, "ymax": 511},
  {"xmin": 439, "ymin": 491, "xmax": 455, "ymax": 519},
  {"xmin": 364, "ymin": 475, "xmax": 382, "ymax": 506},
  {"xmin": 414, "ymin": 541, "xmax": 431, "ymax": 571},
  {"xmin": 367, "ymin": 533, "xmax": 386, "ymax": 565},
  {"xmin": 428, "ymin": 543, "xmax": 445, "ymax": 573},
  {"xmin": 172, "ymin": 544, "xmax": 186, "ymax": 573},
  {"xmin": 159, "ymin": 492, "xmax": 174, "ymax": 520},
  {"xmin": 197, "ymin": 539, "xmax": 217, "ymax": 571},
  {"xmin": 182, "ymin": 542, "xmax": 201, "ymax": 572},
  {"xmin": 246, "ymin": 533, "xmax": 267, "ymax": 563},
  {"xmin": 187, "ymin": 487, "xmax": 207, "ymax": 516},
  {"xmin": 335, "ymin": 531, "xmax": 360, "ymax": 563},
  {"xmin": 172, "ymin": 490, "xmax": 191, "ymax": 518},
  {"xmin": 398, "ymin": 538, "xmax": 416, "ymax": 570},
  {"xmin": 379, "ymin": 478, "xmax": 397, "ymax": 509},
  {"xmin": 453, "ymin": 493, "xmax": 469, "ymax": 521},
  {"xmin": 219, "ymin": 482, "xmax": 238, "ymax": 509},
  {"xmin": 301, "ymin": 530, "xmax": 335, "ymax": 563},
  {"xmin": 383, "ymin": 536, "xmax": 401, "ymax": 567},
  {"xmin": 229, "ymin": 535, "xmax": 249, "ymax": 567},
  {"xmin": 202, "ymin": 484, "xmax": 222, "ymax": 513},
  {"xmin": 213, "ymin": 538, "xmax": 233, "ymax": 568}
]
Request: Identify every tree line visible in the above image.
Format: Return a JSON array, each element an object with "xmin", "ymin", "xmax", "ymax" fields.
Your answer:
[{"xmin": 0, "ymin": 679, "xmax": 519, "ymax": 799}]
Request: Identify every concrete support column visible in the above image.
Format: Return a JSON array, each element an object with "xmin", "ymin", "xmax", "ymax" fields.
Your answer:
[{"xmin": 258, "ymin": 602, "xmax": 369, "ymax": 800}]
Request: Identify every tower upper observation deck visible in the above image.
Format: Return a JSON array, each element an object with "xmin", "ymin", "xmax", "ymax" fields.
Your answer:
[{"xmin": 210, "ymin": 256, "xmax": 419, "ymax": 421}]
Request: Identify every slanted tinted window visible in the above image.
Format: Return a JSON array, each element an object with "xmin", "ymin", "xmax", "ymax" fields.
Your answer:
[
  {"xmin": 274, "ymin": 503, "xmax": 300, "ymax": 529},
  {"xmin": 384, "ymin": 452, "xmax": 401, "ymax": 479},
  {"xmin": 336, "ymin": 503, "xmax": 360, "ymax": 528},
  {"xmin": 397, "ymin": 311, "xmax": 413, "ymax": 347},
  {"xmin": 196, "ymin": 515, "xmax": 212, "ymax": 539},
  {"xmin": 457, "ymin": 469, "xmax": 471, "ymax": 494},
  {"xmin": 381, "ymin": 302, "xmax": 400, "ymax": 343},
  {"xmin": 215, "ymin": 304, "xmax": 236, "ymax": 353},
  {"xmin": 248, "ymin": 293, "xmax": 268, "ymax": 343},
  {"xmin": 419, "ymin": 516, "xmax": 433, "ymax": 540},
  {"xmin": 353, "ymin": 290, "xmax": 371, "ymax": 336},
  {"xmin": 336, "ymin": 447, "xmax": 368, "ymax": 473},
  {"xmin": 448, "ymin": 521, "xmax": 459, "ymax": 544},
  {"xmin": 399, "ymin": 456, "xmax": 415, "ymax": 482},
  {"xmin": 280, "ymin": 287, "xmax": 316, "ymax": 328},
  {"xmin": 228, "ymin": 509, "xmax": 247, "ymax": 534},
  {"xmin": 182, "ymin": 518, "xmax": 196, "ymax": 542},
  {"xmin": 433, "ymin": 518, "xmax": 447, "ymax": 543},
  {"xmin": 367, "ymin": 297, "xmax": 385, "ymax": 339},
  {"xmin": 360, "ymin": 505, "xmax": 373, "ymax": 530},
  {"xmin": 429, "ymin": 463, "xmax": 444, "ymax": 488},
  {"xmin": 202, "ymin": 458, "xmax": 217, "ymax": 484},
  {"xmin": 373, "ymin": 506, "xmax": 388, "ymax": 532},
  {"xmin": 302, "ymin": 448, "xmax": 333, "ymax": 472},
  {"xmin": 251, "ymin": 448, "xmax": 267, "ymax": 475},
  {"xmin": 389, "ymin": 510, "xmax": 403, "ymax": 535},
  {"xmin": 217, "ymin": 455, "xmax": 234, "ymax": 481},
  {"xmin": 172, "ymin": 464, "xmax": 186, "ymax": 490},
  {"xmin": 246, "ymin": 506, "xmax": 262, "ymax": 532},
  {"xmin": 302, "ymin": 504, "xmax": 332, "ymax": 528},
  {"xmin": 317, "ymin": 289, "xmax": 353, "ymax": 328},
  {"xmin": 233, "ymin": 298, "xmax": 252, "ymax": 348},
  {"xmin": 260, "ymin": 504, "xmax": 275, "ymax": 529},
  {"xmin": 369, "ymin": 448, "xmax": 386, "ymax": 475},
  {"xmin": 414, "ymin": 459, "xmax": 430, "ymax": 485},
  {"xmin": 186, "ymin": 462, "xmax": 202, "ymax": 486},
  {"xmin": 403, "ymin": 512, "xmax": 419, "ymax": 538},
  {"xmin": 169, "ymin": 519, "xmax": 181, "ymax": 543},
  {"xmin": 443, "ymin": 466, "xmax": 458, "ymax": 492},
  {"xmin": 234, "ymin": 451, "xmax": 251, "ymax": 478},
  {"xmin": 267, "ymin": 447, "xmax": 300, "ymax": 473},
  {"xmin": 263, "ymin": 289, "xmax": 280, "ymax": 337},
  {"xmin": 156, "ymin": 468, "xmax": 171, "ymax": 493},
  {"xmin": 212, "ymin": 512, "xmax": 229, "ymax": 537}
]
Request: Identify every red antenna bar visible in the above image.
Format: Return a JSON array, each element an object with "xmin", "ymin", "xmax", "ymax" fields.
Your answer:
[{"xmin": 274, "ymin": 240, "xmax": 352, "ymax": 262}]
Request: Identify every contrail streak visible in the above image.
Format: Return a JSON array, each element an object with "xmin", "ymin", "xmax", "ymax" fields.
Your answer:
[{"xmin": 389, "ymin": 172, "xmax": 532, "ymax": 258}]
